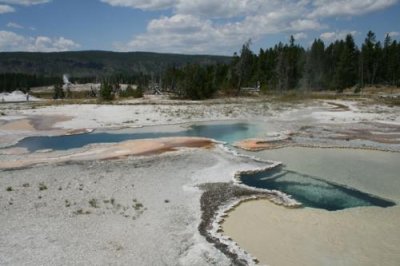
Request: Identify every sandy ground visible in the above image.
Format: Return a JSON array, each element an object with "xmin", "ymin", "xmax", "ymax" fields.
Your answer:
[
  {"xmin": 0, "ymin": 119, "xmax": 35, "ymax": 131},
  {"xmin": 223, "ymin": 200, "xmax": 400, "ymax": 266},
  {"xmin": 1, "ymin": 96, "xmax": 400, "ymax": 265}
]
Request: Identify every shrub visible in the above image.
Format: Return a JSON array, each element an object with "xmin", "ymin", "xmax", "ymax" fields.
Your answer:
[
  {"xmin": 354, "ymin": 84, "xmax": 362, "ymax": 94},
  {"xmin": 260, "ymin": 84, "xmax": 269, "ymax": 94},
  {"xmin": 133, "ymin": 85, "xmax": 144, "ymax": 98},
  {"xmin": 120, "ymin": 85, "xmax": 144, "ymax": 98},
  {"xmin": 74, "ymin": 209, "xmax": 91, "ymax": 215},
  {"xmin": 53, "ymin": 84, "xmax": 65, "ymax": 99},
  {"xmin": 99, "ymin": 81, "xmax": 114, "ymax": 101}
]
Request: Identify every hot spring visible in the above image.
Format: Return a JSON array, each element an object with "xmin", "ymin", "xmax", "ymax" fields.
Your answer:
[
  {"xmin": 239, "ymin": 167, "xmax": 395, "ymax": 211},
  {"xmin": 12, "ymin": 122, "xmax": 263, "ymax": 152},
  {"xmin": 240, "ymin": 147, "xmax": 399, "ymax": 211}
]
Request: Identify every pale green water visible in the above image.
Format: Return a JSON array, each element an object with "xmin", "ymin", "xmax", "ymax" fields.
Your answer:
[
  {"xmin": 245, "ymin": 147, "xmax": 400, "ymax": 203},
  {"xmin": 240, "ymin": 167, "xmax": 395, "ymax": 210}
]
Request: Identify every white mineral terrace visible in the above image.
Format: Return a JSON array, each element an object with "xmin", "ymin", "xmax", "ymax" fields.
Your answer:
[{"xmin": 1, "ymin": 97, "xmax": 399, "ymax": 265}]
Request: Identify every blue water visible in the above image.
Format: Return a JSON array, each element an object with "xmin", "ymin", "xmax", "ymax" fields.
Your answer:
[
  {"xmin": 239, "ymin": 167, "xmax": 395, "ymax": 211},
  {"xmin": 14, "ymin": 122, "xmax": 262, "ymax": 152}
]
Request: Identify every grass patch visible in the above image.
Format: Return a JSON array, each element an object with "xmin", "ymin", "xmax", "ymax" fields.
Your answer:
[
  {"xmin": 133, "ymin": 202, "xmax": 144, "ymax": 210},
  {"xmin": 38, "ymin": 182, "xmax": 48, "ymax": 191},
  {"xmin": 6, "ymin": 186, "xmax": 13, "ymax": 192},
  {"xmin": 378, "ymin": 97, "xmax": 400, "ymax": 106},
  {"xmin": 73, "ymin": 209, "xmax": 91, "ymax": 215},
  {"xmin": 89, "ymin": 198, "xmax": 99, "ymax": 208},
  {"xmin": 262, "ymin": 90, "xmax": 364, "ymax": 103}
]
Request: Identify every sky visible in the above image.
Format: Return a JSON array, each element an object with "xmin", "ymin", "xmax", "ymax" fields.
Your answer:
[{"xmin": 0, "ymin": 0, "xmax": 399, "ymax": 55}]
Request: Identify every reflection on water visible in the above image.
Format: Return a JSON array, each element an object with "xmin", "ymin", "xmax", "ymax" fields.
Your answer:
[
  {"xmin": 240, "ymin": 167, "xmax": 396, "ymax": 211},
  {"xmin": 14, "ymin": 123, "xmax": 261, "ymax": 152}
]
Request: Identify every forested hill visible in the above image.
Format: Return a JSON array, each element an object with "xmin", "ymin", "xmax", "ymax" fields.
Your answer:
[{"xmin": 0, "ymin": 51, "xmax": 231, "ymax": 77}]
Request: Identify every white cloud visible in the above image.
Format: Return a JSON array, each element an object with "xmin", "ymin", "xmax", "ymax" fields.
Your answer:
[
  {"xmin": 115, "ymin": 14, "xmax": 232, "ymax": 54},
  {"xmin": 115, "ymin": 4, "xmax": 323, "ymax": 54},
  {"xmin": 175, "ymin": 0, "xmax": 268, "ymax": 19},
  {"xmin": 0, "ymin": 31, "xmax": 25, "ymax": 48},
  {"xmin": 0, "ymin": 30, "xmax": 80, "ymax": 52},
  {"xmin": 320, "ymin": 30, "xmax": 358, "ymax": 42},
  {"xmin": 293, "ymin": 32, "xmax": 308, "ymax": 41},
  {"xmin": 7, "ymin": 22, "xmax": 23, "ymax": 29},
  {"xmin": 30, "ymin": 36, "xmax": 80, "ymax": 52},
  {"xmin": 290, "ymin": 19, "xmax": 324, "ymax": 31},
  {"xmin": 309, "ymin": 0, "xmax": 398, "ymax": 18},
  {"xmin": 105, "ymin": 0, "xmax": 398, "ymax": 54},
  {"xmin": 101, "ymin": 0, "xmax": 398, "ymax": 19},
  {"xmin": 0, "ymin": 4, "xmax": 14, "ymax": 13},
  {"xmin": 387, "ymin": 31, "xmax": 400, "ymax": 38},
  {"xmin": 0, "ymin": 0, "xmax": 51, "ymax": 6},
  {"xmin": 100, "ymin": 0, "xmax": 176, "ymax": 10},
  {"xmin": 0, "ymin": 0, "xmax": 51, "ymax": 14}
]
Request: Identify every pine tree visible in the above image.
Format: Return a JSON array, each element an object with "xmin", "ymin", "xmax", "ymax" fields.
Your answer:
[
  {"xmin": 361, "ymin": 31, "xmax": 380, "ymax": 85},
  {"xmin": 99, "ymin": 81, "xmax": 114, "ymax": 101},
  {"xmin": 382, "ymin": 34, "xmax": 399, "ymax": 86},
  {"xmin": 303, "ymin": 38, "xmax": 325, "ymax": 90},
  {"xmin": 234, "ymin": 39, "xmax": 254, "ymax": 94},
  {"xmin": 334, "ymin": 34, "xmax": 359, "ymax": 91}
]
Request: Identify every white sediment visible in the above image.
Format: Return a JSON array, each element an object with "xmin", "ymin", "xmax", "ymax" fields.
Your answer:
[
  {"xmin": 0, "ymin": 90, "xmax": 41, "ymax": 102},
  {"xmin": 0, "ymin": 147, "xmax": 270, "ymax": 265}
]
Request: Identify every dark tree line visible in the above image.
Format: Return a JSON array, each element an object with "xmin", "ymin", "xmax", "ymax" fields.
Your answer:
[
  {"xmin": 163, "ymin": 31, "xmax": 400, "ymax": 99},
  {"xmin": 0, "ymin": 72, "xmax": 151, "ymax": 93},
  {"xmin": 95, "ymin": 72, "xmax": 150, "ymax": 87},
  {"xmin": 304, "ymin": 31, "xmax": 399, "ymax": 91},
  {"xmin": 0, "ymin": 73, "xmax": 62, "ymax": 93},
  {"xmin": 161, "ymin": 64, "xmax": 229, "ymax": 99}
]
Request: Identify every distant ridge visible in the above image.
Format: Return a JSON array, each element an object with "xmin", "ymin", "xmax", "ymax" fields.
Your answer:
[{"xmin": 0, "ymin": 51, "xmax": 231, "ymax": 77}]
